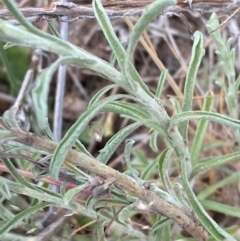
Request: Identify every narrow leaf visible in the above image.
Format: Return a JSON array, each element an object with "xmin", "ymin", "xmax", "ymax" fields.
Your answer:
[
  {"xmin": 0, "ymin": 157, "xmax": 33, "ymax": 189},
  {"xmin": 191, "ymin": 151, "xmax": 240, "ymax": 177},
  {"xmin": 47, "ymin": 20, "xmax": 61, "ymax": 38},
  {"xmin": 97, "ymin": 122, "xmax": 142, "ymax": 164},
  {"xmin": 32, "ymin": 57, "xmax": 85, "ymax": 130},
  {"xmin": 180, "ymin": 156, "xmax": 236, "ymax": 240},
  {"xmin": 124, "ymin": 139, "xmax": 135, "ymax": 172},
  {"xmin": 93, "ymin": 0, "xmax": 154, "ymax": 97},
  {"xmin": 50, "ymin": 94, "xmax": 128, "ymax": 179},
  {"xmin": 200, "ymin": 200, "xmax": 240, "ymax": 218},
  {"xmin": 156, "ymin": 70, "xmax": 168, "ymax": 97},
  {"xmin": 125, "ymin": 0, "xmax": 176, "ymax": 60},
  {"xmin": 88, "ymin": 84, "xmax": 117, "ymax": 107},
  {"xmin": 0, "ymin": 41, "xmax": 17, "ymax": 94},
  {"xmin": 158, "ymin": 148, "xmax": 173, "ymax": 193},
  {"xmin": 141, "ymin": 154, "xmax": 160, "ymax": 180},
  {"xmin": 198, "ymin": 172, "xmax": 240, "ymax": 200},
  {"xmin": 179, "ymin": 31, "xmax": 205, "ymax": 142},
  {"xmin": 171, "ymin": 110, "xmax": 240, "ymax": 129},
  {"xmin": 190, "ymin": 91, "xmax": 214, "ymax": 167},
  {"xmin": 0, "ymin": 202, "xmax": 51, "ymax": 236},
  {"xmin": 63, "ymin": 182, "xmax": 89, "ymax": 205},
  {"xmin": 149, "ymin": 130, "xmax": 159, "ymax": 152}
]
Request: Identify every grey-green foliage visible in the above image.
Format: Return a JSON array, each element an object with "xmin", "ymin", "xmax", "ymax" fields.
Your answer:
[
  {"xmin": 207, "ymin": 13, "xmax": 240, "ymax": 141},
  {"xmin": 0, "ymin": 0, "xmax": 239, "ymax": 240}
]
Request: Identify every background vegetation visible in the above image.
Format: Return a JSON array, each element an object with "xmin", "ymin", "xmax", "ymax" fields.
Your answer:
[{"xmin": 0, "ymin": 0, "xmax": 240, "ymax": 240}]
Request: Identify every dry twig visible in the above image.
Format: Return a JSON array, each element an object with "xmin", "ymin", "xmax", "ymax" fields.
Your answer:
[{"xmin": 0, "ymin": 0, "xmax": 240, "ymax": 23}]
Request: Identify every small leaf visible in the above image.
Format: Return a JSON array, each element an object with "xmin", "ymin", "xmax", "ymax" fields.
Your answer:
[
  {"xmin": 118, "ymin": 201, "xmax": 137, "ymax": 223},
  {"xmin": 63, "ymin": 182, "xmax": 89, "ymax": 205},
  {"xmin": 191, "ymin": 151, "xmax": 240, "ymax": 178},
  {"xmin": 190, "ymin": 91, "xmax": 214, "ymax": 167},
  {"xmin": 88, "ymin": 84, "xmax": 117, "ymax": 108},
  {"xmin": 156, "ymin": 70, "xmax": 168, "ymax": 98},
  {"xmin": 200, "ymin": 200, "xmax": 240, "ymax": 218},
  {"xmin": 141, "ymin": 154, "xmax": 160, "ymax": 180},
  {"xmin": 124, "ymin": 139, "xmax": 135, "ymax": 172},
  {"xmin": 179, "ymin": 31, "xmax": 205, "ymax": 142},
  {"xmin": 158, "ymin": 148, "xmax": 173, "ymax": 193},
  {"xmin": 171, "ymin": 110, "xmax": 240, "ymax": 130},
  {"xmin": 197, "ymin": 172, "xmax": 240, "ymax": 200},
  {"xmin": 125, "ymin": 0, "xmax": 176, "ymax": 61},
  {"xmin": 0, "ymin": 182, "xmax": 11, "ymax": 199},
  {"xmin": 149, "ymin": 130, "xmax": 159, "ymax": 152},
  {"xmin": 32, "ymin": 57, "xmax": 83, "ymax": 130},
  {"xmin": 97, "ymin": 122, "xmax": 142, "ymax": 164},
  {"xmin": 0, "ymin": 156, "xmax": 34, "ymax": 190},
  {"xmin": 95, "ymin": 198, "xmax": 130, "ymax": 210},
  {"xmin": 85, "ymin": 196, "xmax": 97, "ymax": 213},
  {"xmin": 0, "ymin": 202, "xmax": 51, "ymax": 236},
  {"xmin": 47, "ymin": 20, "xmax": 61, "ymax": 38},
  {"xmin": 93, "ymin": 0, "xmax": 153, "ymax": 97},
  {"xmin": 151, "ymin": 217, "xmax": 172, "ymax": 235}
]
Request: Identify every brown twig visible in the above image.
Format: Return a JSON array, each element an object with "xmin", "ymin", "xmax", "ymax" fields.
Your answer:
[
  {"xmin": 0, "ymin": 0, "xmax": 240, "ymax": 23},
  {"xmin": 12, "ymin": 131, "xmax": 207, "ymax": 241}
]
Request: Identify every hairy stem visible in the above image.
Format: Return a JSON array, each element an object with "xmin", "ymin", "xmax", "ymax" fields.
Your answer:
[{"xmin": 14, "ymin": 131, "xmax": 207, "ymax": 241}]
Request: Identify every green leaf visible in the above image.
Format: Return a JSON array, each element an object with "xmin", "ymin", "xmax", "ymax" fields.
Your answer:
[
  {"xmin": 124, "ymin": 139, "xmax": 135, "ymax": 172},
  {"xmin": 0, "ymin": 204, "xmax": 14, "ymax": 220},
  {"xmin": 85, "ymin": 196, "xmax": 97, "ymax": 213},
  {"xmin": 178, "ymin": 31, "xmax": 205, "ymax": 143},
  {"xmin": 93, "ymin": 0, "xmax": 126, "ymax": 69},
  {"xmin": 88, "ymin": 84, "xmax": 118, "ymax": 108},
  {"xmin": 0, "ymin": 182, "xmax": 11, "ymax": 200},
  {"xmin": 50, "ymin": 94, "xmax": 129, "ymax": 179},
  {"xmin": 74, "ymin": 139, "xmax": 93, "ymax": 157},
  {"xmin": 180, "ymin": 156, "xmax": 236, "ymax": 241},
  {"xmin": 93, "ymin": 0, "xmax": 153, "ymax": 97},
  {"xmin": 95, "ymin": 198, "xmax": 130, "ymax": 210},
  {"xmin": 0, "ymin": 41, "xmax": 17, "ymax": 94},
  {"xmin": 118, "ymin": 201, "xmax": 137, "ymax": 223},
  {"xmin": 171, "ymin": 110, "xmax": 240, "ymax": 129},
  {"xmin": 200, "ymin": 200, "xmax": 240, "ymax": 218},
  {"xmin": 0, "ymin": 202, "xmax": 51, "ymax": 236},
  {"xmin": 97, "ymin": 122, "xmax": 142, "ymax": 164},
  {"xmin": 0, "ymin": 156, "xmax": 33, "ymax": 189},
  {"xmin": 141, "ymin": 154, "xmax": 159, "ymax": 180},
  {"xmin": 191, "ymin": 151, "xmax": 240, "ymax": 177},
  {"xmin": 190, "ymin": 91, "xmax": 214, "ymax": 167},
  {"xmin": 0, "ymin": 176, "xmax": 61, "ymax": 203},
  {"xmin": 156, "ymin": 70, "xmax": 168, "ymax": 98},
  {"xmin": 47, "ymin": 20, "xmax": 61, "ymax": 38},
  {"xmin": 32, "ymin": 56, "xmax": 96, "ymax": 130},
  {"xmin": 161, "ymin": 224, "xmax": 171, "ymax": 241},
  {"xmin": 63, "ymin": 182, "xmax": 89, "ymax": 205},
  {"xmin": 0, "ymin": 21, "xmax": 128, "ymax": 90},
  {"xmin": 125, "ymin": 0, "xmax": 176, "ymax": 61},
  {"xmin": 149, "ymin": 130, "xmax": 159, "ymax": 152},
  {"xmin": 158, "ymin": 148, "xmax": 173, "ymax": 193},
  {"xmin": 207, "ymin": 13, "xmax": 238, "ymax": 122},
  {"xmin": 102, "ymin": 102, "xmax": 149, "ymax": 121},
  {"xmin": 197, "ymin": 172, "xmax": 240, "ymax": 200},
  {"xmin": 97, "ymin": 221, "xmax": 107, "ymax": 241},
  {"xmin": 102, "ymin": 102, "xmax": 168, "ymax": 139},
  {"xmin": 151, "ymin": 217, "xmax": 172, "ymax": 235}
]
